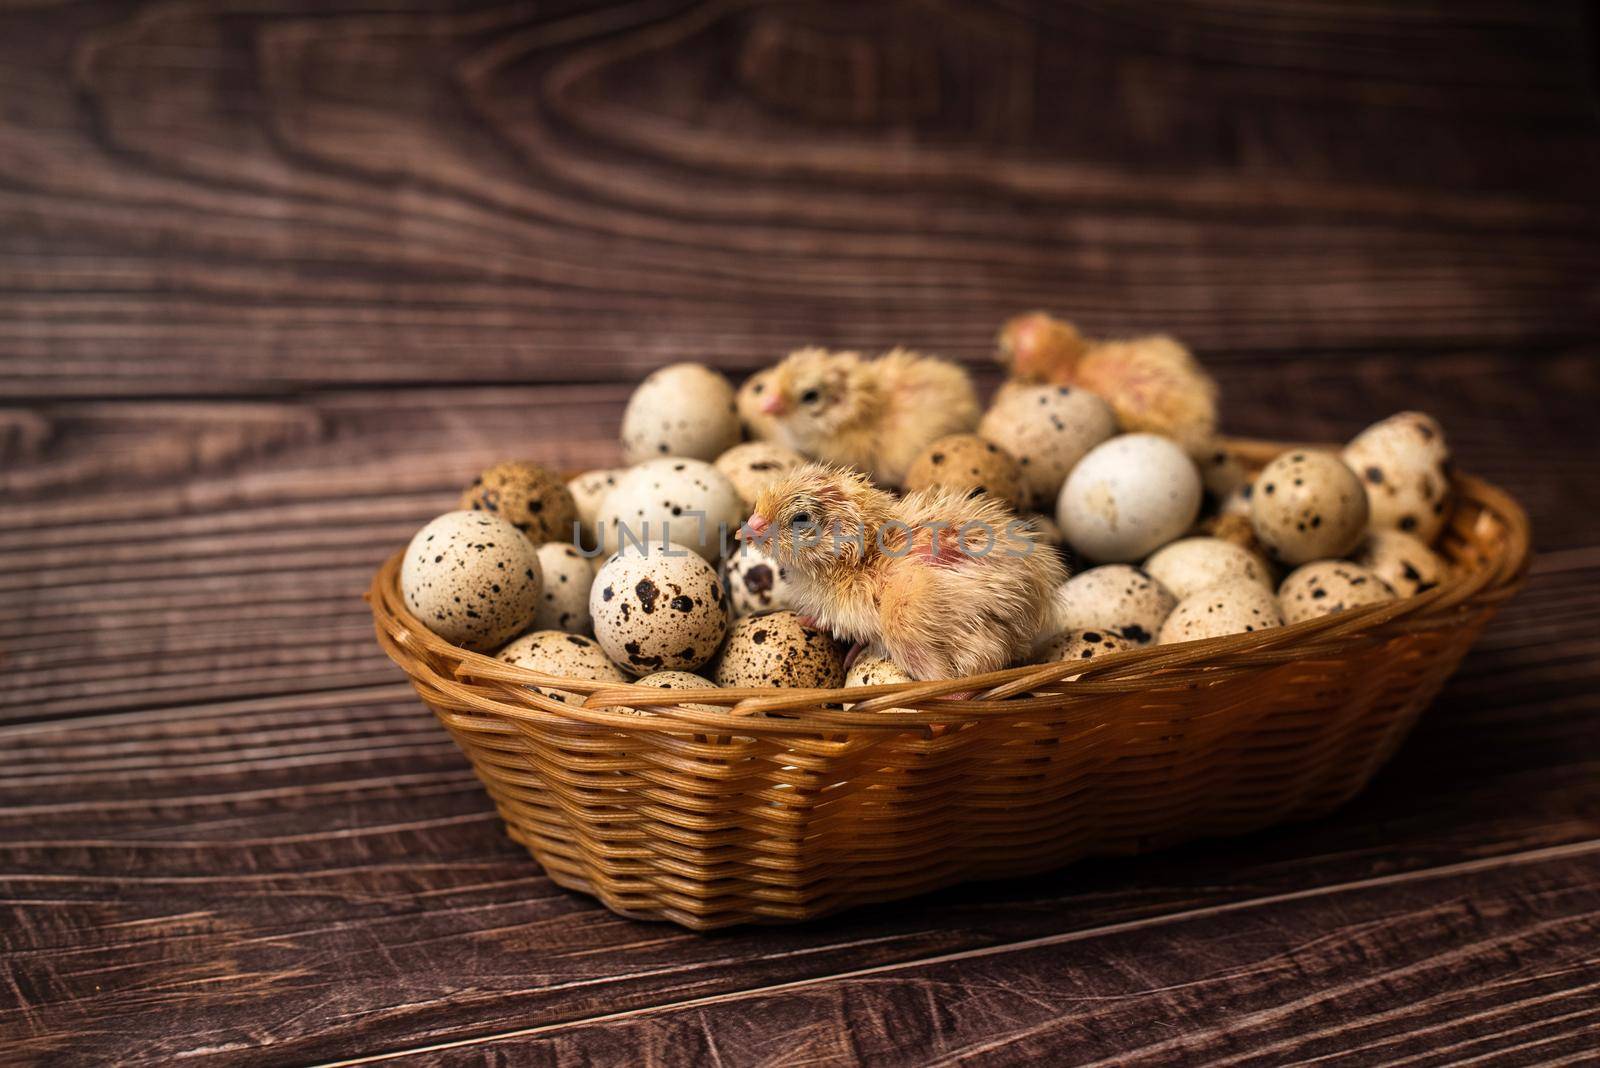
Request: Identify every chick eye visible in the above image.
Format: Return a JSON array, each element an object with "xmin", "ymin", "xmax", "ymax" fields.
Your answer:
[
  {"xmin": 752, "ymin": 383, "xmax": 764, "ymax": 394},
  {"xmin": 799, "ymin": 389, "xmax": 821, "ymax": 404},
  {"xmin": 792, "ymin": 511, "xmax": 813, "ymax": 526}
]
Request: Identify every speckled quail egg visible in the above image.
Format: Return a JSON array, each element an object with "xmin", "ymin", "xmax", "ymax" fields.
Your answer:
[
  {"xmin": 1195, "ymin": 443, "xmax": 1249, "ymax": 499},
  {"xmin": 401, "ymin": 511, "xmax": 543, "ymax": 651},
  {"xmin": 568, "ymin": 468, "xmax": 622, "ymax": 550},
  {"xmin": 721, "ymin": 549, "xmax": 793, "ymax": 617},
  {"xmin": 622, "ymin": 671, "xmax": 723, "ymax": 715},
  {"xmin": 1248, "ymin": 449, "xmax": 1368, "ymax": 565},
  {"xmin": 531, "ymin": 542, "xmax": 594, "ymax": 633},
  {"xmin": 714, "ymin": 440, "xmax": 807, "ymax": 510},
  {"xmin": 595, "ymin": 458, "xmax": 744, "ymax": 563},
  {"xmin": 620, "ymin": 362, "xmax": 741, "ymax": 464},
  {"xmin": 497, "ymin": 630, "xmax": 625, "ymax": 707},
  {"xmin": 1144, "ymin": 537, "xmax": 1272, "ymax": 600},
  {"xmin": 714, "ymin": 611, "xmax": 846, "ymax": 689},
  {"xmin": 1279, "ymin": 560, "xmax": 1396, "ymax": 624},
  {"xmin": 1043, "ymin": 564, "xmax": 1177, "ymax": 646},
  {"xmin": 1343, "ymin": 411, "xmax": 1453, "ymax": 543},
  {"xmin": 903, "ymin": 433, "xmax": 1026, "ymax": 509},
  {"xmin": 979, "ymin": 384, "xmax": 1117, "ymax": 511},
  {"xmin": 1057, "ymin": 433, "xmax": 1203, "ymax": 563},
  {"xmin": 459, "ymin": 461, "xmax": 578, "ymax": 545},
  {"xmin": 1157, "ymin": 579, "xmax": 1284, "ymax": 644},
  {"xmin": 1351, "ymin": 529, "xmax": 1447, "ymax": 598},
  {"xmin": 736, "ymin": 367, "xmax": 781, "ymax": 440},
  {"xmin": 842, "ymin": 655, "xmax": 913, "ymax": 713},
  {"xmin": 1039, "ymin": 628, "xmax": 1139, "ymax": 664},
  {"xmin": 590, "ymin": 545, "xmax": 728, "ymax": 675},
  {"xmin": 845, "ymin": 654, "xmax": 913, "ymax": 688}
]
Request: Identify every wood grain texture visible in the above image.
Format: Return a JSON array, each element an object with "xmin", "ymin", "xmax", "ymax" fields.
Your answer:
[
  {"xmin": 1, "ymin": 0, "xmax": 1598, "ymax": 397},
  {"xmin": 2, "ymin": 0, "xmax": 1600, "ymax": 1063}
]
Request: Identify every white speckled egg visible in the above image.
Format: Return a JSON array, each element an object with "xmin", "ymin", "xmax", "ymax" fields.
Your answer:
[
  {"xmin": 1342, "ymin": 411, "xmax": 1453, "ymax": 543},
  {"xmin": 713, "ymin": 440, "xmax": 807, "ymax": 510},
  {"xmin": 1248, "ymin": 449, "xmax": 1369, "ymax": 565},
  {"xmin": 1157, "ymin": 580, "xmax": 1284, "ymax": 644},
  {"xmin": 1057, "ymin": 433, "xmax": 1202, "ymax": 563},
  {"xmin": 1279, "ymin": 560, "xmax": 1396, "ymax": 624},
  {"xmin": 1351, "ymin": 529, "xmax": 1447, "ymax": 598},
  {"xmin": 845, "ymin": 654, "xmax": 913, "ymax": 688},
  {"xmin": 568, "ymin": 468, "xmax": 623, "ymax": 550},
  {"xmin": 1039, "ymin": 628, "xmax": 1139, "ymax": 664},
  {"xmin": 401, "ymin": 511, "xmax": 542, "ymax": 651},
  {"xmin": 1042, "ymin": 564, "xmax": 1176, "ymax": 646},
  {"xmin": 590, "ymin": 545, "xmax": 728, "ymax": 675},
  {"xmin": 721, "ymin": 549, "xmax": 793, "ymax": 617},
  {"xmin": 531, "ymin": 542, "xmax": 594, "ymax": 633},
  {"xmin": 595, "ymin": 458, "xmax": 744, "ymax": 563},
  {"xmin": 621, "ymin": 362, "xmax": 741, "ymax": 464},
  {"xmin": 623, "ymin": 671, "xmax": 722, "ymax": 715},
  {"xmin": 1144, "ymin": 537, "xmax": 1272, "ymax": 600},
  {"xmin": 714, "ymin": 611, "xmax": 845, "ymax": 688},
  {"xmin": 979, "ymin": 385, "xmax": 1117, "ymax": 511},
  {"xmin": 497, "ymin": 630, "xmax": 626, "ymax": 707}
]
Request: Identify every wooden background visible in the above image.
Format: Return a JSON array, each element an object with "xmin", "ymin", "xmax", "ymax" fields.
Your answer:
[{"xmin": 3, "ymin": 1, "xmax": 1599, "ymax": 1064}]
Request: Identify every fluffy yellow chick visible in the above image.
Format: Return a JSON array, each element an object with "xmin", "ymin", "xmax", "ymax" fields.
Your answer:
[
  {"xmin": 996, "ymin": 312, "xmax": 1219, "ymax": 452},
  {"xmin": 757, "ymin": 347, "xmax": 979, "ymax": 486},
  {"xmin": 735, "ymin": 367, "xmax": 781, "ymax": 441},
  {"xmin": 741, "ymin": 464, "xmax": 1065, "ymax": 681}
]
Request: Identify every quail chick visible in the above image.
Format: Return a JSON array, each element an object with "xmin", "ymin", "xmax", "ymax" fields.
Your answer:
[
  {"xmin": 997, "ymin": 312, "xmax": 1219, "ymax": 452},
  {"xmin": 741, "ymin": 464, "xmax": 1065, "ymax": 681},
  {"xmin": 757, "ymin": 347, "xmax": 979, "ymax": 485}
]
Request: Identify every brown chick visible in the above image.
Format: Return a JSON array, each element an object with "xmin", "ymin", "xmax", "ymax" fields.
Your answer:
[
  {"xmin": 740, "ymin": 463, "xmax": 1066, "ymax": 681},
  {"xmin": 757, "ymin": 347, "xmax": 979, "ymax": 486},
  {"xmin": 995, "ymin": 312, "xmax": 1219, "ymax": 452}
]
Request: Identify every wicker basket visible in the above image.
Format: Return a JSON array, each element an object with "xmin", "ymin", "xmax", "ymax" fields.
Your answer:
[{"xmin": 369, "ymin": 439, "xmax": 1530, "ymax": 930}]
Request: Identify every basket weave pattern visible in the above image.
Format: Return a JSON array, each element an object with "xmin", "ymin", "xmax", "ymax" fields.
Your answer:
[{"xmin": 370, "ymin": 441, "xmax": 1530, "ymax": 929}]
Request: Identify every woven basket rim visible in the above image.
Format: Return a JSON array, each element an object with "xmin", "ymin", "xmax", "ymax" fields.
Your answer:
[{"xmin": 368, "ymin": 437, "xmax": 1531, "ymax": 733}]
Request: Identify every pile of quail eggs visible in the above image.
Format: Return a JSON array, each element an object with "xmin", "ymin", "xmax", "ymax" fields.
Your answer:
[{"xmin": 399, "ymin": 357, "xmax": 1456, "ymax": 705}]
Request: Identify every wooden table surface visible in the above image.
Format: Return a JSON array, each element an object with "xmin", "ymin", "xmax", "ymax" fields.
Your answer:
[{"xmin": 4, "ymin": 1, "xmax": 1599, "ymax": 1064}]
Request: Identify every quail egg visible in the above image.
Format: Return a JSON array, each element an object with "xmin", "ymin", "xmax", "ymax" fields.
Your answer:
[
  {"xmin": 722, "ymin": 549, "xmax": 793, "ymax": 617},
  {"xmin": 845, "ymin": 654, "xmax": 913, "ymax": 688},
  {"xmin": 590, "ymin": 545, "xmax": 729, "ymax": 675},
  {"xmin": 623, "ymin": 671, "xmax": 723, "ymax": 715},
  {"xmin": 1248, "ymin": 449, "xmax": 1368, "ymax": 565},
  {"xmin": 1157, "ymin": 580, "xmax": 1284, "ymax": 644},
  {"xmin": 568, "ymin": 468, "xmax": 623, "ymax": 550},
  {"xmin": 1343, "ymin": 411, "xmax": 1453, "ymax": 543},
  {"xmin": 531, "ymin": 542, "xmax": 594, "ymax": 633},
  {"xmin": 595, "ymin": 458, "xmax": 744, "ymax": 563},
  {"xmin": 1144, "ymin": 537, "xmax": 1272, "ymax": 600},
  {"xmin": 621, "ymin": 362, "xmax": 741, "ymax": 464},
  {"xmin": 1279, "ymin": 560, "xmax": 1396, "ymax": 624},
  {"xmin": 714, "ymin": 440, "xmax": 807, "ymax": 510},
  {"xmin": 1039, "ymin": 628, "xmax": 1139, "ymax": 664},
  {"xmin": 979, "ymin": 385, "xmax": 1117, "ymax": 511},
  {"xmin": 1042, "ymin": 564, "xmax": 1177, "ymax": 646},
  {"xmin": 714, "ymin": 611, "xmax": 846, "ymax": 688},
  {"xmin": 497, "ymin": 630, "xmax": 625, "ymax": 707},
  {"xmin": 1351, "ymin": 529, "xmax": 1447, "ymax": 598},
  {"xmin": 401, "ymin": 511, "xmax": 543, "ymax": 651},
  {"xmin": 903, "ymin": 433, "xmax": 1026, "ymax": 509},
  {"xmin": 459, "ymin": 461, "xmax": 578, "ymax": 546},
  {"xmin": 1057, "ymin": 433, "xmax": 1203, "ymax": 563}
]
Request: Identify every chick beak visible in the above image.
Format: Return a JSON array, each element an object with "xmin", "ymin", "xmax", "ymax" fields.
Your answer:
[
  {"xmin": 758, "ymin": 394, "xmax": 787, "ymax": 416},
  {"xmin": 738, "ymin": 514, "xmax": 770, "ymax": 542}
]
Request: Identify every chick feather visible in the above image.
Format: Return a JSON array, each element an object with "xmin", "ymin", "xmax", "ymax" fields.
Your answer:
[
  {"xmin": 743, "ymin": 464, "xmax": 1066, "ymax": 681},
  {"xmin": 995, "ymin": 312, "xmax": 1219, "ymax": 452},
  {"xmin": 758, "ymin": 347, "xmax": 979, "ymax": 486}
]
